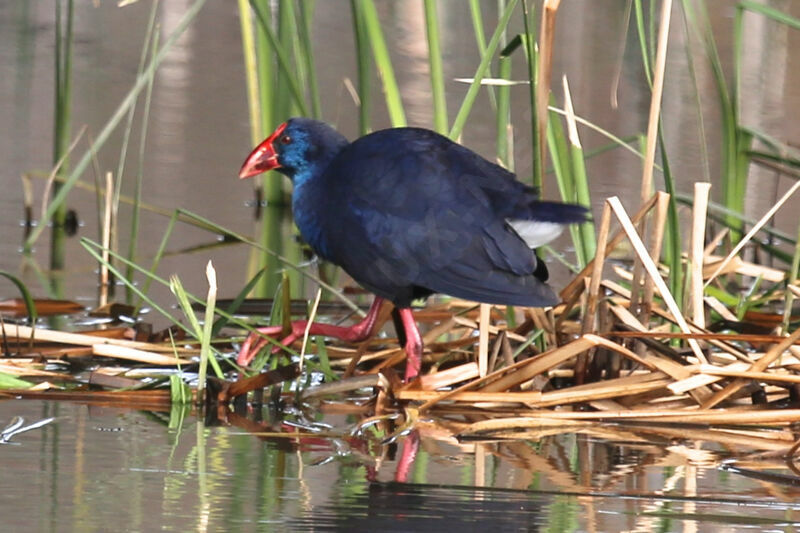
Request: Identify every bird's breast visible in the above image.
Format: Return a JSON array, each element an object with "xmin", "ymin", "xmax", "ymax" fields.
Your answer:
[{"xmin": 291, "ymin": 183, "xmax": 332, "ymax": 260}]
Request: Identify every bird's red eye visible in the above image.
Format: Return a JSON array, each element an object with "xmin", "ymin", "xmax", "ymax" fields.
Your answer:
[{"xmin": 280, "ymin": 135, "xmax": 292, "ymax": 145}]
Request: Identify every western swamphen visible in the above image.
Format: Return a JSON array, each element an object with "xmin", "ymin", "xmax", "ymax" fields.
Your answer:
[{"xmin": 237, "ymin": 118, "xmax": 588, "ymax": 380}]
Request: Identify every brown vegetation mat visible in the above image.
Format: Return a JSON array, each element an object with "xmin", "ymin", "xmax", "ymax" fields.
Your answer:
[{"xmin": 3, "ymin": 193, "xmax": 800, "ymax": 448}]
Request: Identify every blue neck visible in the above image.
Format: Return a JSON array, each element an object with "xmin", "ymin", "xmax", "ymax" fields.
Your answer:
[{"xmin": 290, "ymin": 164, "xmax": 332, "ymax": 259}]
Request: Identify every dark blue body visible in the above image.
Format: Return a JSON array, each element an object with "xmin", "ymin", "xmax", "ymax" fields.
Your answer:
[{"xmin": 279, "ymin": 119, "xmax": 588, "ymax": 308}]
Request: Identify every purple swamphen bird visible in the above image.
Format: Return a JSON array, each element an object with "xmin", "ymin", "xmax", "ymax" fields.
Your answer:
[{"xmin": 237, "ymin": 118, "xmax": 589, "ymax": 381}]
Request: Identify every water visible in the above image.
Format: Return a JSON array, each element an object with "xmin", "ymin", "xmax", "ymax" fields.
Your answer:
[
  {"xmin": 2, "ymin": 400, "xmax": 799, "ymax": 532},
  {"xmin": 3, "ymin": 1, "xmax": 800, "ymax": 529}
]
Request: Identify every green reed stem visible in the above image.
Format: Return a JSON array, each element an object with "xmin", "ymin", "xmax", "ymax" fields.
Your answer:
[
  {"xmin": 358, "ymin": 0, "xmax": 407, "ymax": 127},
  {"xmin": 450, "ymin": 0, "xmax": 518, "ymax": 140},
  {"xmin": 423, "ymin": 0, "xmax": 447, "ymax": 134},
  {"xmin": 350, "ymin": 0, "xmax": 372, "ymax": 134},
  {"xmin": 25, "ymin": 0, "xmax": 208, "ymax": 250}
]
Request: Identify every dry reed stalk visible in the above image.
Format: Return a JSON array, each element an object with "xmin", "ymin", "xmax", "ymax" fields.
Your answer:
[
  {"xmin": 299, "ymin": 287, "xmax": 323, "ymax": 373},
  {"xmin": 638, "ymin": 192, "xmax": 670, "ymax": 327},
  {"xmin": 705, "ymin": 178, "xmax": 800, "ymax": 287},
  {"xmin": 607, "ymin": 330, "xmax": 796, "ymax": 350},
  {"xmin": 455, "ymin": 407, "xmax": 800, "ymax": 426},
  {"xmin": 703, "ymin": 255, "xmax": 785, "ymax": 282},
  {"xmin": 535, "ymin": 0, "xmax": 561, "ymax": 187},
  {"xmin": 482, "ymin": 334, "xmax": 653, "ymax": 392},
  {"xmin": 639, "ymin": 0, "xmax": 672, "ymax": 204},
  {"xmin": 692, "ymin": 364, "xmax": 800, "ymax": 384},
  {"xmin": 99, "ymin": 171, "xmax": 113, "ymax": 306},
  {"xmin": 575, "ymin": 201, "xmax": 612, "ymax": 384},
  {"xmin": 398, "ymin": 373, "xmax": 671, "ymax": 407},
  {"xmin": 92, "ymin": 344, "xmax": 193, "ymax": 365},
  {"xmin": 418, "ymin": 362, "xmax": 480, "ymax": 390},
  {"xmin": 627, "ymin": 301, "xmax": 754, "ymax": 364},
  {"xmin": 580, "ymin": 201, "xmax": 611, "ymax": 336},
  {"xmin": 690, "ymin": 183, "xmax": 712, "ymax": 328},
  {"xmin": 478, "ymin": 304, "xmax": 490, "ymax": 377},
  {"xmin": 451, "ymin": 316, "xmax": 526, "ymax": 341},
  {"xmin": 486, "ymin": 331, "xmax": 504, "ymax": 373},
  {"xmin": 607, "ymin": 197, "xmax": 707, "ymax": 364},
  {"xmin": 0, "ymin": 324, "xmax": 194, "ymax": 353},
  {"xmin": 0, "ymin": 363, "xmax": 73, "ymax": 379},
  {"xmin": 704, "ymin": 295, "xmax": 738, "ymax": 321},
  {"xmin": 560, "ymin": 193, "xmax": 659, "ymax": 304},
  {"xmin": 605, "ymin": 303, "xmax": 718, "ymax": 385},
  {"xmin": 301, "ymin": 374, "xmax": 388, "ymax": 400},
  {"xmin": 702, "ymin": 327, "xmax": 800, "ymax": 408}
]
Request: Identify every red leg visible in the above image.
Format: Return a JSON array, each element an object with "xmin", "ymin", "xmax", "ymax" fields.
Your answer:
[
  {"xmin": 237, "ymin": 297, "xmax": 386, "ymax": 366},
  {"xmin": 396, "ymin": 308, "xmax": 423, "ymax": 381}
]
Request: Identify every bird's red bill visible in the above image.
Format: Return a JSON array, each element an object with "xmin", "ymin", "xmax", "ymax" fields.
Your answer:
[{"xmin": 239, "ymin": 122, "xmax": 287, "ymax": 179}]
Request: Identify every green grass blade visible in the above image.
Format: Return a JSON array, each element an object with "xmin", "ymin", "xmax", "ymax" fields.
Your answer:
[
  {"xmin": 739, "ymin": 1, "xmax": 800, "ymax": 29},
  {"xmin": 126, "ymin": 25, "xmax": 160, "ymax": 296},
  {"xmin": 135, "ymin": 210, "xmax": 179, "ymax": 314},
  {"xmin": 633, "ymin": 0, "xmax": 653, "ymax": 87},
  {"xmin": 0, "ymin": 373, "xmax": 34, "ymax": 390},
  {"xmin": 0, "ymin": 271, "xmax": 37, "ymax": 325},
  {"xmin": 450, "ymin": 0, "xmax": 518, "ymax": 140},
  {"xmin": 81, "ymin": 238, "xmax": 297, "ymax": 358},
  {"xmin": 115, "ymin": 0, "xmax": 158, "ymax": 202},
  {"xmin": 82, "ymin": 238, "xmax": 184, "ymax": 328},
  {"xmin": 170, "ymin": 273, "xmax": 223, "ymax": 381}
]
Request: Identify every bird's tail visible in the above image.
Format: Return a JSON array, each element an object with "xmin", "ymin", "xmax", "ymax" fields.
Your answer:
[{"xmin": 529, "ymin": 201, "xmax": 591, "ymax": 224}]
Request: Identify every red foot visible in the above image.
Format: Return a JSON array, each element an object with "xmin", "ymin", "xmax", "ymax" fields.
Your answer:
[{"xmin": 237, "ymin": 297, "xmax": 386, "ymax": 367}]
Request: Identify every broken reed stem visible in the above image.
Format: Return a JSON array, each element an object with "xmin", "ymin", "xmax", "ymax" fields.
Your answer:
[
  {"xmin": 639, "ymin": 0, "xmax": 672, "ymax": 204},
  {"xmin": 575, "ymin": 201, "xmax": 612, "ymax": 383},
  {"xmin": 690, "ymin": 183, "xmax": 711, "ymax": 328},
  {"xmin": 702, "ymin": 327, "xmax": 800, "ymax": 409},
  {"xmin": 704, "ymin": 178, "xmax": 800, "ymax": 287},
  {"xmin": 560, "ymin": 193, "xmax": 659, "ymax": 305},
  {"xmin": 300, "ymin": 287, "xmax": 323, "ymax": 374},
  {"xmin": 639, "ymin": 192, "xmax": 670, "ymax": 328},
  {"xmin": 607, "ymin": 196, "xmax": 708, "ymax": 365},
  {"xmin": 536, "ymin": 0, "xmax": 562, "ymax": 191},
  {"xmin": 478, "ymin": 303, "xmax": 490, "ymax": 377},
  {"xmin": 100, "ymin": 171, "xmax": 113, "ymax": 306}
]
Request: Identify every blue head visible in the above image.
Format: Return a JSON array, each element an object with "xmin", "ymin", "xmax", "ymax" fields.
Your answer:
[{"xmin": 239, "ymin": 118, "xmax": 349, "ymax": 186}]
